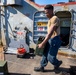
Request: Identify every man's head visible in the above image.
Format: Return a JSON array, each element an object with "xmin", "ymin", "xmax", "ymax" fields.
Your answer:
[
  {"xmin": 44, "ymin": 4, "xmax": 53, "ymax": 10},
  {"xmin": 44, "ymin": 4, "xmax": 54, "ymax": 18}
]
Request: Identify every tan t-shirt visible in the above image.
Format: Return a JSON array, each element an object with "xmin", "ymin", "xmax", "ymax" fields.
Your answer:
[{"xmin": 47, "ymin": 16, "xmax": 60, "ymax": 38}]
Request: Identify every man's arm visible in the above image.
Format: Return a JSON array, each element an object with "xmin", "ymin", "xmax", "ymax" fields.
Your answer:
[
  {"xmin": 38, "ymin": 24, "xmax": 58, "ymax": 48},
  {"xmin": 41, "ymin": 24, "xmax": 57, "ymax": 46},
  {"xmin": 38, "ymin": 16, "xmax": 59, "ymax": 48}
]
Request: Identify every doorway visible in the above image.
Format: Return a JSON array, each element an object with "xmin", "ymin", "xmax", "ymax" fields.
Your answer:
[{"xmin": 55, "ymin": 11, "xmax": 71, "ymax": 47}]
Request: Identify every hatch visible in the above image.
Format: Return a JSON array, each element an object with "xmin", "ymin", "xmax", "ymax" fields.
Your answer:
[
  {"xmin": 33, "ymin": 11, "xmax": 48, "ymax": 44},
  {"xmin": 55, "ymin": 11, "xmax": 71, "ymax": 47}
]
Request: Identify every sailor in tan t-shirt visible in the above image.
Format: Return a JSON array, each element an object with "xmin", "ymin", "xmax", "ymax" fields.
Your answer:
[
  {"xmin": 47, "ymin": 15, "xmax": 60, "ymax": 38},
  {"xmin": 34, "ymin": 5, "xmax": 62, "ymax": 72}
]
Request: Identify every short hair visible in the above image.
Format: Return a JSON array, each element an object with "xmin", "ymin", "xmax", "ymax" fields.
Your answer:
[{"xmin": 44, "ymin": 4, "xmax": 54, "ymax": 10}]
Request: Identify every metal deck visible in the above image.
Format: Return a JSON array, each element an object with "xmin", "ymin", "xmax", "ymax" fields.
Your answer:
[{"xmin": 4, "ymin": 52, "xmax": 76, "ymax": 75}]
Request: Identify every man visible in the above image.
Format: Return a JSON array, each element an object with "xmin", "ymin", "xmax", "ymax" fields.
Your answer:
[{"xmin": 34, "ymin": 4, "xmax": 62, "ymax": 72}]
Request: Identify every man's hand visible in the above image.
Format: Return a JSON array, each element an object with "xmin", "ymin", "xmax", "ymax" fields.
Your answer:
[{"xmin": 37, "ymin": 43, "xmax": 44, "ymax": 49}]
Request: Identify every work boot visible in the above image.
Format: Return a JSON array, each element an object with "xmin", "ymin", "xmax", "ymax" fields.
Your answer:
[
  {"xmin": 54, "ymin": 61, "xmax": 62, "ymax": 69},
  {"xmin": 34, "ymin": 67, "xmax": 44, "ymax": 72}
]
